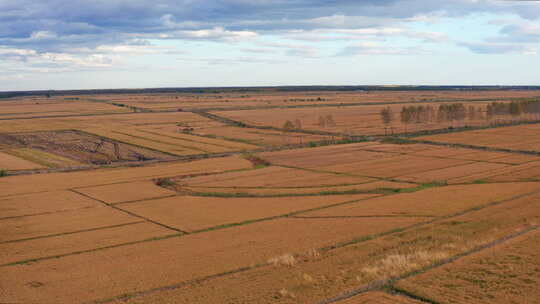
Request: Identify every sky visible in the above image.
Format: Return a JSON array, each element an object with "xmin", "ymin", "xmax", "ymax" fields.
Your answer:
[{"xmin": 1, "ymin": 0, "xmax": 540, "ymax": 91}]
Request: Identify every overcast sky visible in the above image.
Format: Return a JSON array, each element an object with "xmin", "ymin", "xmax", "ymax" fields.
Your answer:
[{"xmin": 1, "ymin": 0, "xmax": 539, "ymax": 91}]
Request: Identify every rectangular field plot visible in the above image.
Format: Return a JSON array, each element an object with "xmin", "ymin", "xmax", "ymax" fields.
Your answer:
[
  {"xmin": 117, "ymin": 194, "xmax": 379, "ymax": 232},
  {"xmin": 395, "ymin": 229, "xmax": 540, "ymax": 304},
  {"xmin": 0, "ymin": 155, "xmax": 252, "ymax": 197},
  {"xmin": 193, "ymin": 124, "xmax": 334, "ymax": 146},
  {"xmin": 302, "ymin": 182, "xmax": 540, "ymax": 218},
  {"xmin": 0, "ymin": 191, "xmax": 99, "ymax": 219},
  {"xmin": 4, "ymin": 148, "xmax": 82, "ymax": 168},
  {"xmin": 0, "ymin": 216, "xmax": 425, "ymax": 304},
  {"xmin": 418, "ymin": 123, "xmax": 540, "ymax": 153},
  {"xmin": 184, "ymin": 180, "xmax": 416, "ymax": 196},
  {"xmin": 0, "ymin": 97, "xmax": 130, "ymax": 119},
  {"xmin": 258, "ymin": 143, "xmax": 532, "ymax": 183},
  {"xmin": 179, "ymin": 166, "xmax": 374, "ymax": 188},
  {"xmin": 0, "ymin": 222, "xmax": 174, "ymax": 266},
  {"xmin": 397, "ymin": 162, "xmax": 509, "ymax": 183},
  {"xmin": 75, "ymin": 181, "xmax": 176, "ymax": 204},
  {"xmin": 0, "ymin": 151, "xmax": 46, "ymax": 170},
  {"xmin": 1, "ymin": 204, "xmax": 141, "ymax": 242},
  {"xmin": 84, "ymin": 126, "xmax": 257, "ymax": 156}
]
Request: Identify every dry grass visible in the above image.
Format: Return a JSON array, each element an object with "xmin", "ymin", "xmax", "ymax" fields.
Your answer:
[
  {"xmin": 268, "ymin": 253, "xmax": 297, "ymax": 267},
  {"xmin": 361, "ymin": 251, "xmax": 450, "ymax": 281}
]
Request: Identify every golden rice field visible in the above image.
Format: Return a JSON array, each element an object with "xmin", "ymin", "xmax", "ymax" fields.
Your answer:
[{"xmin": 1, "ymin": 89, "xmax": 539, "ymax": 304}]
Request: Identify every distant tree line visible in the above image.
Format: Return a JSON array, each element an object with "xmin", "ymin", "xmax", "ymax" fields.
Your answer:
[{"xmin": 380, "ymin": 99, "xmax": 540, "ymax": 134}]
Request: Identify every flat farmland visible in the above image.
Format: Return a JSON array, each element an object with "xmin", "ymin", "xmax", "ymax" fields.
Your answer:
[
  {"xmin": 93, "ymin": 90, "xmax": 540, "ymax": 111},
  {"xmin": 2, "ymin": 89, "xmax": 540, "ymax": 304},
  {"xmin": 395, "ymin": 229, "xmax": 540, "ymax": 304},
  {"xmin": 257, "ymin": 142, "xmax": 527, "ymax": 184},
  {"xmin": 0, "ymin": 97, "xmax": 131, "ymax": 119},
  {"xmin": 211, "ymin": 100, "xmax": 516, "ymax": 136},
  {"xmin": 418, "ymin": 123, "xmax": 540, "ymax": 153},
  {"xmin": 0, "ymin": 151, "xmax": 46, "ymax": 170}
]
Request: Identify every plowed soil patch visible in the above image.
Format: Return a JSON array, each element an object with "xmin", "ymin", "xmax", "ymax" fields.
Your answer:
[
  {"xmin": 0, "ymin": 222, "xmax": 173, "ymax": 266},
  {"xmin": 1, "ymin": 205, "xmax": 140, "ymax": 242},
  {"xmin": 0, "ymin": 156, "xmax": 252, "ymax": 197},
  {"xmin": 0, "ymin": 151, "xmax": 45, "ymax": 170},
  {"xmin": 2, "ymin": 130, "xmax": 175, "ymax": 165},
  {"xmin": 180, "ymin": 166, "xmax": 373, "ymax": 188},
  {"xmin": 302, "ymin": 182, "xmax": 540, "ymax": 218},
  {"xmin": 338, "ymin": 292, "xmax": 424, "ymax": 303},
  {"xmin": 0, "ymin": 191, "xmax": 99, "ymax": 219},
  {"xmin": 117, "ymin": 194, "xmax": 379, "ymax": 232},
  {"xmin": 0, "ymin": 216, "xmax": 425, "ymax": 304},
  {"xmin": 76, "ymin": 181, "xmax": 176, "ymax": 204},
  {"xmin": 395, "ymin": 229, "xmax": 540, "ymax": 304}
]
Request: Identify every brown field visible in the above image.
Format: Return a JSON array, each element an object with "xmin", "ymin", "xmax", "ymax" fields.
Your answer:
[
  {"xmin": 0, "ymin": 190, "xmax": 99, "ymax": 219},
  {"xmin": 116, "ymin": 193, "xmax": 380, "ymax": 232},
  {"xmin": 395, "ymin": 229, "xmax": 540, "ymax": 304},
  {"xmin": 418, "ymin": 123, "xmax": 540, "ymax": 153},
  {"xmin": 109, "ymin": 181, "xmax": 540, "ymax": 304},
  {"xmin": 337, "ymin": 291, "xmax": 424, "ymax": 303},
  {"xmin": 302, "ymin": 182, "xmax": 540, "ymax": 218},
  {"xmin": 184, "ymin": 180, "xmax": 416, "ymax": 196},
  {"xmin": 0, "ymin": 151, "xmax": 46, "ymax": 170},
  {"xmin": 212, "ymin": 100, "xmax": 524, "ymax": 136},
  {"xmin": 2, "ymin": 90, "xmax": 540, "ymax": 304},
  {"xmin": 75, "ymin": 181, "xmax": 176, "ymax": 204}
]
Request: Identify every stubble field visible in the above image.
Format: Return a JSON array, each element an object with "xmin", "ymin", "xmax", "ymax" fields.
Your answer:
[{"xmin": 1, "ymin": 89, "xmax": 539, "ymax": 304}]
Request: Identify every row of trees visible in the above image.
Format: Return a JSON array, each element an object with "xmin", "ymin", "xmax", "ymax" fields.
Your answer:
[{"xmin": 381, "ymin": 100, "xmax": 540, "ymax": 134}]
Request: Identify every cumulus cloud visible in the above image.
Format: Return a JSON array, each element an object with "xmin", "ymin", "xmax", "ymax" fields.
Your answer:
[{"xmin": 0, "ymin": 0, "xmax": 538, "ymax": 75}]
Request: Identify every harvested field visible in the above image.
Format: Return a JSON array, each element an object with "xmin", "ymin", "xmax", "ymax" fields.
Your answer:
[
  {"xmin": 117, "ymin": 194, "xmax": 380, "ymax": 232},
  {"xmin": 0, "ymin": 97, "xmax": 130, "ymax": 119},
  {"xmin": 212, "ymin": 100, "xmax": 518, "ymax": 136},
  {"xmin": 395, "ymin": 229, "xmax": 540, "ymax": 304},
  {"xmin": 4, "ymin": 148, "xmax": 82, "ymax": 168},
  {"xmin": 0, "ymin": 204, "xmax": 140, "ymax": 242},
  {"xmin": 0, "ymin": 216, "xmax": 425, "ymax": 304},
  {"xmin": 418, "ymin": 123, "xmax": 540, "ymax": 153},
  {"xmin": 0, "ymin": 191, "xmax": 99, "ymax": 219},
  {"xmin": 0, "ymin": 222, "xmax": 174, "ymax": 266},
  {"xmin": 258, "ymin": 143, "xmax": 531, "ymax": 183},
  {"xmin": 76, "ymin": 181, "xmax": 176, "ymax": 204},
  {"xmin": 84, "ymin": 126, "xmax": 257, "ymax": 156},
  {"xmin": 3, "ymin": 90, "xmax": 540, "ymax": 304},
  {"xmin": 179, "ymin": 166, "xmax": 374, "ymax": 188},
  {"xmin": 0, "ymin": 151, "xmax": 46, "ymax": 170},
  {"xmin": 105, "ymin": 181, "xmax": 540, "ymax": 304},
  {"xmin": 0, "ymin": 155, "xmax": 252, "ymax": 197},
  {"xmin": 302, "ymin": 182, "xmax": 540, "ymax": 218},
  {"xmin": 192, "ymin": 124, "xmax": 333, "ymax": 146},
  {"xmin": 184, "ymin": 180, "xmax": 416, "ymax": 196},
  {"xmin": 337, "ymin": 291, "xmax": 424, "ymax": 303},
  {"xmin": 397, "ymin": 162, "xmax": 509, "ymax": 183}
]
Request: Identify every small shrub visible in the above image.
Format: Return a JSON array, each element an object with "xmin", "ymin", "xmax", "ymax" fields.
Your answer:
[
  {"xmin": 0, "ymin": 169, "xmax": 7, "ymax": 177},
  {"xmin": 155, "ymin": 178, "xmax": 175, "ymax": 187}
]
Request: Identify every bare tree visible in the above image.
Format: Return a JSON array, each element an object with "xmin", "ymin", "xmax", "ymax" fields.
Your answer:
[{"xmin": 380, "ymin": 106, "xmax": 394, "ymax": 135}]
